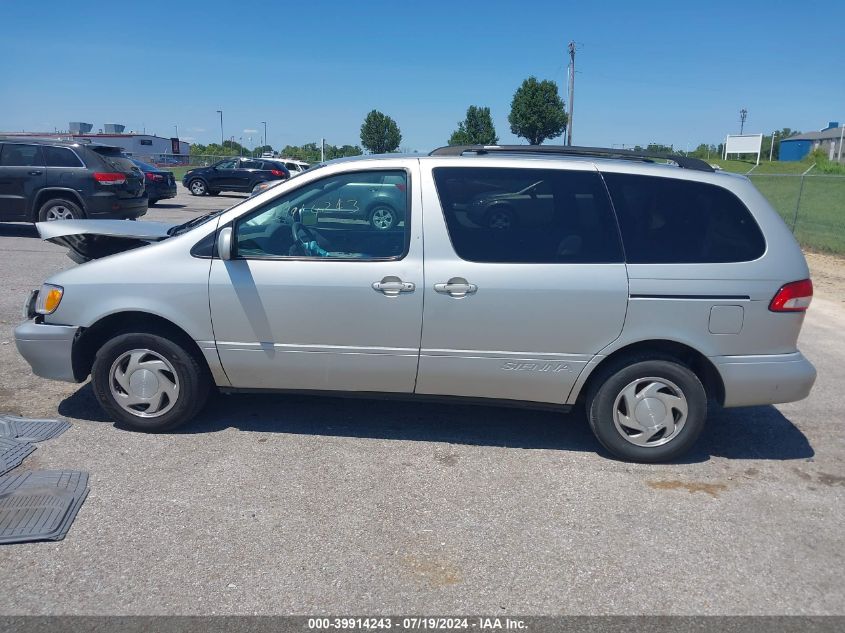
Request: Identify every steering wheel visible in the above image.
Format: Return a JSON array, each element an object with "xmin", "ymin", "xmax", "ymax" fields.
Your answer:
[{"xmin": 291, "ymin": 221, "xmax": 328, "ymax": 256}]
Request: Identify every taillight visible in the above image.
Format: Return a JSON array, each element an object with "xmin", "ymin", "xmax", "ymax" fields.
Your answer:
[
  {"xmin": 145, "ymin": 172, "xmax": 164, "ymax": 182},
  {"xmin": 93, "ymin": 172, "xmax": 127, "ymax": 185},
  {"xmin": 769, "ymin": 279, "xmax": 813, "ymax": 312},
  {"xmin": 270, "ymin": 169, "xmax": 285, "ymax": 177}
]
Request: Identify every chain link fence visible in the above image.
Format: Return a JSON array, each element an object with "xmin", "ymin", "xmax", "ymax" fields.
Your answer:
[{"xmin": 749, "ymin": 175, "xmax": 845, "ymax": 254}]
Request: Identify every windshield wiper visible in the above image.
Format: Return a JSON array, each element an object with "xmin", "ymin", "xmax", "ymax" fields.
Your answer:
[{"xmin": 167, "ymin": 209, "xmax": 224, "ymax": 236}]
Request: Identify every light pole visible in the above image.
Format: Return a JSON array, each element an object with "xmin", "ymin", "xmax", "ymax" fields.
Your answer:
[
  {"xmin": 261, "ymin": 121, "xmax": 267, "ymax": 152},
  {"xmin": 174, "ymin": 124, "xmax": 179, "ymax": 139},
  {"xmin": 769, "ymin": 131, "xmax": 777, "ymax": 161},
  {"xmin": 216, "ymin": 110, "xmax": 223, "ymax": 147}
]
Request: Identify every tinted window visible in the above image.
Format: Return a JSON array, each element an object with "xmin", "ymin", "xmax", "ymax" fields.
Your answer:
[
  {"xmin": 432, "ymin": 167, "xmax": 623, "ymax": 264},
  {"xmin": 216, "ymin": 159, "xmax": 238, "ymax": 169},
  {"xmin": 90, "ymin": 147, "xmax": 138, "ymax": 173},
  {"xmin": 242, "ymin": 160, "xmax": 263, "ymax": 169},
  {"xmin": 0, "ymin": 144, "xmax": 43, "ymax": 167},
  {"xmin": 602, "ymin": 173, "xmax": 765, "ymax": 264},
  {"xmin": 235, "ymin": 170, "xmax": 408, "ymax": 260},
  {"xmin": 45, "ymin": 146, "xmax": 84, "ymax": 167}
]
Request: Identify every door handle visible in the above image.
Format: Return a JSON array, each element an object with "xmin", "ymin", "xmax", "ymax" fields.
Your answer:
[
  {"xmin": 28, "ymin": 171, "xmax": 43, "ymax": 176},
  {"xmin": 434, "ymin": 277, "xmax": 478, "ymax": 298},
  {"xmin": 372, "ymin": 276, "xmax": 415, "ymax": 297}
]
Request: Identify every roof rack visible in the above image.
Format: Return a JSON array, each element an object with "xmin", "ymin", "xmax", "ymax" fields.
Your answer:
[{"xmin": 428, "ymin": 144, "xmax": 715, "ymax": 173}]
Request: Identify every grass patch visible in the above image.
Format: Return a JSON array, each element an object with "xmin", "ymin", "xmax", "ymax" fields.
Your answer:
[
  {"xmin": 164, "ymin": 166, "xmax": 191, "ymax": 181},
  {"xmin": 707, "ymin": 158, "xmax": 809, "ymax": 175},
  {"xmin": 750, "ymin": 175, "xmax": 845, "ymax": 254}
]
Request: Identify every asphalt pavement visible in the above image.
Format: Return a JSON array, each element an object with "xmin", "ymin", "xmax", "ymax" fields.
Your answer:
[{"xmin": 0, "ymin": 188, "xmax": 842, "ymax": 615}]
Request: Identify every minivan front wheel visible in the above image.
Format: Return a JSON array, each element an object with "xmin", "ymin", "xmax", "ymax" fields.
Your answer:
[
  {"xmin": 91, "ymin": 332, "xmax": 210, "ymax": 432},
  {"xmin": 586, "ymin": 358, "xmax": 707, "ymax": 463},
  {"xmin": 38, "ymin": 198, "xmax": 84, "ymax": 222},
  {"xmin": 188, "ymin": 179, "xmax": 207, "ymax": 196}
]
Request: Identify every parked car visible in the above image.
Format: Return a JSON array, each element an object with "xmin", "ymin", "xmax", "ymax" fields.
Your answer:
[
  {"xmin": 15, "ymin": 146, "xmax": 817, "ymax": 463},
  {"xmin": 0, "ymin": 137, "xmax": 147, "ymax": 222},
  {"xmin": 298, "ymin": 170, "xmax": 406, "ymax": 230},
  {"xmin": 130, "ymin": 159, "xmax": 177, "ymax": 206},
  {"xmin": 182, "ymin": 157, "xmax": 290, "ymax": 196},
  {"xmin": 278, "ymin": 158, "xmax": 310, "ymax": 175}
]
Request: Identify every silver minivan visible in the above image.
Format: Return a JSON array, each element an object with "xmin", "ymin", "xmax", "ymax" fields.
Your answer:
[{"xmin": 15, "ymin": 146, "xmax": 817, "ymax": 462}]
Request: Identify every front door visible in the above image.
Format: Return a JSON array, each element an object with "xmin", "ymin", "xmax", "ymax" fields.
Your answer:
[
  {"xmin": 208, "ymin": 163, "xmax": 423, "ymax": 393},
  {"xmin": 0, "ymin": 143, "xmax": 46, "ymax": 220},
  {"xmin": 210, "ymin": 158, "xmax": 240, "ymax": 189},
  {"xmin": 415, "ymin": 162, "xmax": 630, "ymax": 405}
]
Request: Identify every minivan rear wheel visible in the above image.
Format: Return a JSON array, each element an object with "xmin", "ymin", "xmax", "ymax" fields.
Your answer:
[
  {"xmin": 91, "ymin": 332, "xmax": 210, "ymax": 432},
  {"xmin": 38, "ymin": 198, "xmax": 84, "ymax": 222},
  {"xmin": 586, "ymin": 358, "xmax": 707, "ymax": 463},
  {"xmin": 188, "ymin": 179, "xmax": 207, "ymax": 196}
]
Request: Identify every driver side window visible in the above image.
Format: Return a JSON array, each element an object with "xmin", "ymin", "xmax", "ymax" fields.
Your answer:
[
  {"xmin": 234, "ymin": 169, "xmax": 409, "ymax": 260},
  {"xmin": 217, "ymin": 159, "xmax": 238, "ymax": 169}
]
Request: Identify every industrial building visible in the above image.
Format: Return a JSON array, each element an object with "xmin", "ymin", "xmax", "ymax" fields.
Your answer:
[
  {"xmin": 0, "ymin": 122, "xmax": 190, "ymax": 163},
  {"xmin": 779, "ymin": 122, "xmax": 844, "ymax": 162}
]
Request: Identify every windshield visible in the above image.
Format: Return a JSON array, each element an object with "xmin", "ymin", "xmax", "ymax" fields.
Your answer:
[{"xmin": 131, "ymin": 158, "xmax": 158, "ymax": 171}]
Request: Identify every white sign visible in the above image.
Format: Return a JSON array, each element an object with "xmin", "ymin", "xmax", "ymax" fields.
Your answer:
[{"xmin": 724, "ymin": 134, "xmax": 763, "ymax": 165}]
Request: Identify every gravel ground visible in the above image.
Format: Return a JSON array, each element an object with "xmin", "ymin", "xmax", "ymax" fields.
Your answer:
[{"xmin": 0, "ymin": 188, "xmax": 842, "ymax": 615}]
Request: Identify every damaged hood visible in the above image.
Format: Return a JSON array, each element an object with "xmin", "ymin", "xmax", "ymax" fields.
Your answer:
[{"xmin": 37, "ymin": 220, "xmax": 176, "ymax": 263}]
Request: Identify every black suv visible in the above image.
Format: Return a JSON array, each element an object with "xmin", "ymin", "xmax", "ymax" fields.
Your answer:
[
  {"xmin": 0, "ymin": 138, "xmax": 147, "ymax": 222},
  {"xmin": 182, "ymin": 157, "xmax": 290, "ymax": 196}
]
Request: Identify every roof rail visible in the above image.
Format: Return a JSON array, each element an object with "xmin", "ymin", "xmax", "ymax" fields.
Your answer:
[{"xmin": 429, "ymin": 144, "xmax": 715, "ymax": 173}]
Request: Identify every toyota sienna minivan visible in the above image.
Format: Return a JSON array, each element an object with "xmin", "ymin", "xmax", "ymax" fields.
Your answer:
[{"xmin": 15, "ymin": 145, "xmax": 816, "ymax": 462}]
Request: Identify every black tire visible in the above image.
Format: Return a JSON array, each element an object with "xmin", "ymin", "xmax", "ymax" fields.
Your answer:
[
  {"xmin": 91, "ymin": 332, "xmax": 210, "ymax": 432},
  {"xmin": 207, "ymin": 190, "xmax": 220, "ymax": 196},
  {"xmin": 585, "ymin": 356, "xmax": 707, "ymax": 463},
  {"xmin": 188, "ymin": 179, "xmax": 207, "ymax": 196},
  {"xmin": 37, "ymin": 198, "xmax": 85, "ymax": 222},
  {"xmin": 369, "ymin": 204, "xmax": 397, "ymax": 230},
  {"xmin": 484, "ymin": 206, "xmax": 516, "ymax": 230}
]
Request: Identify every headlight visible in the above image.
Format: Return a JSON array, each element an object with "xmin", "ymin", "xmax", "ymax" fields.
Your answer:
[{"xmin": 35, "ymin": 284, "xmax": 64, "ymax": 315}]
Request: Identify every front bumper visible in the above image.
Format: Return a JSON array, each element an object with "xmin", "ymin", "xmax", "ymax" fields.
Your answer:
[
  {"xmin": 713, "ymin": 351, "xmax": 816, "ymax": 407},
  {"xmin": 14, "ymin": 320, "xmax": 81, "ymax": 383}
]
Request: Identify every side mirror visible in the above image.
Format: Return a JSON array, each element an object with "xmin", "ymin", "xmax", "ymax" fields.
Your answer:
[{"xmin": 217, "ymin": 226, "xmax": 233, "ymax": 261}]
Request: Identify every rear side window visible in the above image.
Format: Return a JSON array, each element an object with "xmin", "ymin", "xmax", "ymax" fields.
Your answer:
[
  {"xmin": 602, "ymin": 173, "xmax": 765, "ymax": 263},
  {"xmin": 0, "ymin": 144, "xmax": 43, "ymax": 167},
  {"xmin": 432, "ymin": 167, "xmax": 623, "ymax": 264},
  {"xmin": 45, "ymin": 146, "xmax": 84, "ymax": 167}
]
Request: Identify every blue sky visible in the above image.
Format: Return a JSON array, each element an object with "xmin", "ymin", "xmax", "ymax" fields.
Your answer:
[{"xmin": 1, "ymin": 1, "xmax": 842, "ymax": 152}]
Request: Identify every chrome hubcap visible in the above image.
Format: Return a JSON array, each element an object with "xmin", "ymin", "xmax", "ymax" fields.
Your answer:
[
  {"xmin": 612, "ymin": 377, "xmax": 688, "ymax": 447},
  {"xmin": 190, "ymin": 181, "xmax": 205, "ymax": 195},
  {"xmin": 45, "ymin": 206, "xmax": 74, "ymax": 221},
  {"xmin": 371, "ymin": 207, "xmax": 394, "ymax": 230},
  {"xmin": 488, "ymin": 210, "xmax": 512, "ymax": 229},
  {"xmin": 109, "ymin": 349, "xmax": 179, "ymax": 418}
]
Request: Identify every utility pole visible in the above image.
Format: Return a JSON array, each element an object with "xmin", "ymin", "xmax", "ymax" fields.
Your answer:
[
  {"xmin": 261, "ymin": 121, "xmax": 267, "ymax": 151},
  {"xmin": 739, "ymin": 108, "xmax": 747, "ymax": 134},
  {"xmin": 566, "ymin": 41, "xmax": 576, "ymax": 146},
  {"xmin": 216, "ymin": 110, "xmax": 224, "ymax": 147},
  {"xmin": 321, "ymin": 138, "xmax": 325, "ymax": 162}
]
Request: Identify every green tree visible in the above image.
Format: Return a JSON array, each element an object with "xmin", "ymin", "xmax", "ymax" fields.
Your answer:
[
  {"xmin": 252, "ymin": 144, "xmax": 274, "ymax": 156},
  {"xmin": 449, "ymin": 105, "xmax": 498, "ymax": 145},
  {"xmin": 508, "ymin": 77, "xmax": 567, "ymax": 145},
  {"xmin": 360, "ymin": 110, "xmax": 402, "ymax": 154}
]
